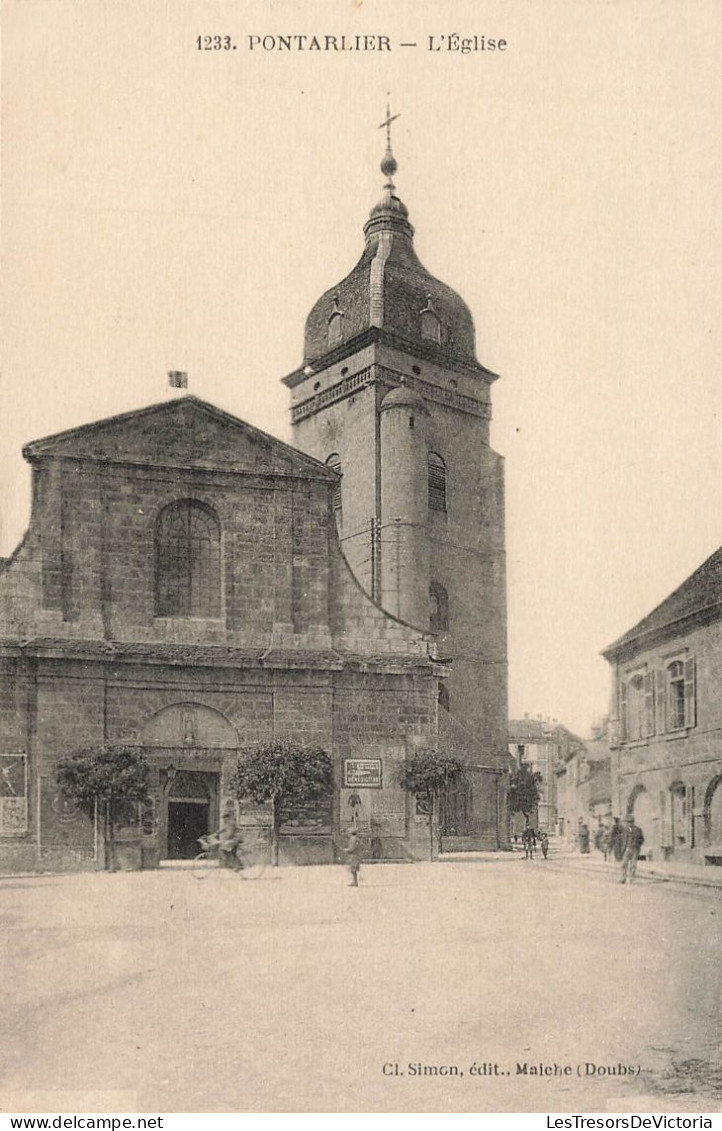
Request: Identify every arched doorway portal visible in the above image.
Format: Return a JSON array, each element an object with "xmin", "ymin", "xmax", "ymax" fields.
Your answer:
[
  {"xmin": 704, "ymin": 776, "xmax": 722, "ymax": 858},
  {"xmin": 139, "ymin": 702, "xmax": 239, "ymax": 865}
]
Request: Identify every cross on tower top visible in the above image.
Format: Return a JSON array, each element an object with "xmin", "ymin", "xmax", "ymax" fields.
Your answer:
[
  {"xmin": 378, "ymin": 100, "xmax": 400, "ymax": 184},
  {"xmin": 378, "ymin": 101, "xmax": 400, "ymax": 149}
]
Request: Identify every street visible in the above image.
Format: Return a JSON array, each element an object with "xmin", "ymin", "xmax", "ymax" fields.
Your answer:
[{"xmin": 2, "ymin": 856, "xmax": 720, "ymax": 1114}]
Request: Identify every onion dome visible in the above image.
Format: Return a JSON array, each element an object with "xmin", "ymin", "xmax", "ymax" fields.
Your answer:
[{"xmin": 303, "ymin": 132, "xmax": 478, "ymax": 367}]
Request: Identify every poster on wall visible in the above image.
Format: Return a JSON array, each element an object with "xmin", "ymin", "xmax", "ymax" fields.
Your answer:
[
  {"xmin": 343, "ymin": 758, "xmax": 382, "ymax": 789},
  {"xmin": 0, "ymin": 754, "xmax": 27, "ymax": 835}
]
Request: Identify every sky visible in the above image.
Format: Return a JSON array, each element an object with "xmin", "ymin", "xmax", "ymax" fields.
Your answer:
[{"xmin": 2, "ymin": 0, "xmax": 720, "ymax": 737}]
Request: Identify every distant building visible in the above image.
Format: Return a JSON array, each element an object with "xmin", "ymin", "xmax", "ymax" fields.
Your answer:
[
  {"xmin": 555, "ymin": 721, "xmax": 612, "ymax": 843},
  {"xmin": 508, "ymin": 716, "xmax": 585, "ymax": 834},
  {"xmin": 603, "ymin": 546, "xmax": 722, "ymax": 865}
]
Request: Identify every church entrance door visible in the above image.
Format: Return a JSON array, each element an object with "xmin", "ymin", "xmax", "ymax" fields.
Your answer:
[
  {"xmin": 164, "ymin": 768, "xmax": 219, "ymax": 859},
  {"xmin": 168, "ymin": 801, "xmax": 209, "ymax": 859}
]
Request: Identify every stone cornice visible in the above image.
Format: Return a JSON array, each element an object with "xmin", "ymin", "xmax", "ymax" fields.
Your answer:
[
  {"xmin": 282, "ymin": 326, "xmax": 498, "ymax": 388},
  {"xmin": 602, "ymin": 601, "xmax": 722, "ymax": 663},
  {"xmin": 291, "ymin": 364, "xmax": 491, "ymax": 425}
]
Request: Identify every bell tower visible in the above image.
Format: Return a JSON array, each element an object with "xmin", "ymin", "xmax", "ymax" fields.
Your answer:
[{"xmin": 282, "ymin": 114, "xmax": 509, "ymax": 848}]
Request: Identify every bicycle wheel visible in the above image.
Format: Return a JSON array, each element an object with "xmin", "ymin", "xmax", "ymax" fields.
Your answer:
[
  {"xmin": 239, "ymin": 862, "xmax": 267, "ymax": 881},
  {"xmin": 191, "ymin": 850, "xmax": 213, "ymax": 880}
]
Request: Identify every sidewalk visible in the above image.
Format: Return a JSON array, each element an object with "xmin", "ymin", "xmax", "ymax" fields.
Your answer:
[
  {"xmin": 534, "ymin": 844, "xmax": 722, "ymax": 890},
  {"xmin": 439, "ymin": 844, "xmax": 722, "ymax": 890}
]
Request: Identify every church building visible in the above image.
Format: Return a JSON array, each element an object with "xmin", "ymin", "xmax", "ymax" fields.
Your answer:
[{"xmin": 0, "ymin": 128, "xmax": 510, "ymax": 871}]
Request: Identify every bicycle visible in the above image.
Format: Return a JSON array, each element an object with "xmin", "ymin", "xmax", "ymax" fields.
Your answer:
[{"xmin": 191, "ymin": 832, "xmax": 267, "ymax": 881}]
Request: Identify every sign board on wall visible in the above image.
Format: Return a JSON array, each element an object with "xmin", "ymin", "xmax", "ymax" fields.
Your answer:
[{"xmin": 344, "ymin": 758, "xmax": 382, "ymax": 788}]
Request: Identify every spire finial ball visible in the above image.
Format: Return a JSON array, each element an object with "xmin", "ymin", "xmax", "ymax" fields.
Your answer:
[{"xmin": 380, "ymin": 148, "xmax": 398, "ymax": 179}]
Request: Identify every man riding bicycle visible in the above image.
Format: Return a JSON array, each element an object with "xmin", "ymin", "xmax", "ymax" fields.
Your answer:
[{"xmin": 201, "ymin": 803, "xmax": 244, "ymax": 871}]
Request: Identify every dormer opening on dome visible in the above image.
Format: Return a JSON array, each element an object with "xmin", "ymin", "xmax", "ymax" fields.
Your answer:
[
  {"xmin": 420, "ymin": 298, "xmax": 441, "ymax": 344},
  {"xmin": 328, "ymin": 299, "xmax": 344, "ymax": 348}
]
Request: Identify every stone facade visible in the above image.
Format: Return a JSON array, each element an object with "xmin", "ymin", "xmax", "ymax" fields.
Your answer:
[
  {"xmin": 0, "ymin": 398, "xmax": 445, "ymax": 871},
  {"xmin": 554, "ymin": 724, "xmax": 612, "ymax": 844},
  {"xmin": 603, "ymin": 546, "xmax": 722, "ymax": 864}
]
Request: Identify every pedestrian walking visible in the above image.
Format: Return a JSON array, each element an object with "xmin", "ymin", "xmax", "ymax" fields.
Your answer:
[
  {"xmin": 620, "ymin": 817, "xmax": 644, "ymax": 884},
  {"xmin": 609, "ymin": 817, "xmax": 625, "ymax": 862},
  {"xmin": 344, "ymin": 827, "xmax": 362, "ymax": 887},
  {"xmin": 521, "ymin": 824, "xmax": 537, "ymax": 860},
  {"xmin": 579, "ymin": 818, "xmax": 592, "ymax": 850},
  {"xmin": 539, "ymin": 831, "xmax": 549, "ymax": 859}
]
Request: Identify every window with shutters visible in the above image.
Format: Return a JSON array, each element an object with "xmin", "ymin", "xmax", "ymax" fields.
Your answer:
[
  {"xmin": 624, "ymin": 673, "xmax": 646, "ymax": 741},
  {"xmin": 428, "ymin": 453, "xmax": 447, "ymax": 512},
  {"xmin": 429, "ymin": 581, "xmax": 449, "ymax": 633},
  {"xmin": 666, "ymin": 657, "xmax": 696, "ymax": 730},
  {"xmin": 643, "ymin": 671, "xmax": 655, "ymax": 737},
  {"xmin": 670, "ymin": 782, "xmax": 687, "ymax": 845},
  {"xmin": 155, "ymin": 500, "xmax": 221, "ymax": 618},
  {"xmin": 325, "ymin": 454, "xmax": 342, "ymax": 525}
]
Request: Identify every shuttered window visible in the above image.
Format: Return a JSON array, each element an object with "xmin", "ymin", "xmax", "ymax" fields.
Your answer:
[
  {"xmin": 325, "ymin": 453, "xmax": 342, "ymax": 522},
  {"xmin": 643, "ymin": 670, "xmax": 655, "ymax": 737},
  {"xmin": 429, "ymin": 581, "xmax": 449, "ymax": 633},
  {"xmin": 626, "ymin": 674, "xmax": 645, "ymax": 741},
  {"xmin": 683, "ymin": 657, "xmax": 696, "ymax": 728},
  {"xmin": 667, "ymin": 661, "xmax": 686, "ymax": 730},
  {"xmin": 428, "ymin": 453, "xmax": 447, "ymax": 512}
]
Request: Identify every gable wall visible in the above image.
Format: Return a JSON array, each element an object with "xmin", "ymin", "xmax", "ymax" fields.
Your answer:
[{"xmin": 1, "ymin": 458, "xmax": 335, "ymax": 647}]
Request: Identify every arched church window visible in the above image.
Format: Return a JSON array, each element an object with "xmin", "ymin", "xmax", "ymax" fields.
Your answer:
[
  {"xmin": 428, "ymin": 453, "xmax": 447, "ymax": 512},
  {"xmin": 325, "ymin": 454, "xmax": 343, "ymax": 521},
  {"xmin": 438, "ymin": 683, "xmax": 450, "ymax": 712},
  {"xmin": 420, "ymin": 299, "xmax": 441, "ymax": 344},
  {"xmin": 155, "ymin": 500, "xmax": 221, "ymax": 618},
  {"xmin": 429, "ymin": 581, "xmax": 449, "ymax": 633}
]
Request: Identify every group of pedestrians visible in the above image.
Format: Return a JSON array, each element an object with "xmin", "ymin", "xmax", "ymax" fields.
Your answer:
[
  {"xmin": 583, "ymin": 815, "xmax": 645, "ymax": 883},
  {"xmin": 521, "ymin": 824, "xmax": 549, "ymax": 860}
]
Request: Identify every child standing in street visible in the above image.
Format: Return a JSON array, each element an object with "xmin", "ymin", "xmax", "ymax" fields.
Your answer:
[{"xmin": 344, "ymin": 827, "xmax": 362, "ymax": 887}]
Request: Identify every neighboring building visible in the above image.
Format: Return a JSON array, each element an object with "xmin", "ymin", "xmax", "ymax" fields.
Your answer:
[
  {"xmin": 284, "ymin": 137, "xmax": 511, "ymax": 847},
  {"xmin": 508, "ymin": 716, "xmax": 584, "ymax": 834},
  {"xmin": 603, "ymin": 546, "xmax": 722, "ymax": 864},
  {"xmin": 0, "ymin": 132, "xmax": 511, "ymax": 871},
  {"xmin": 555, "ymin": 721, "xmax": 612, "ymax": 843}
]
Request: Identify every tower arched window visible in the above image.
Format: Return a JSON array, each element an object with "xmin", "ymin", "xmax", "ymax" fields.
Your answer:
[
  {"xmin": 155, "ymin": 500, "xmax": 221, "ymax": 618},
  {"xmin": 438, "ymin": 683, "xmax": 450, "ymax": 712},
  {"xmin": 429, "ymin": 581, "xmax": 449, "ymax": 633},
  {"xmin": 325, "ymin": 453, "xmax": 343, "ymax": 523},
  {"xmin": 428, "ymin": 453, "xmax": 447, "ymax": 512}
]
